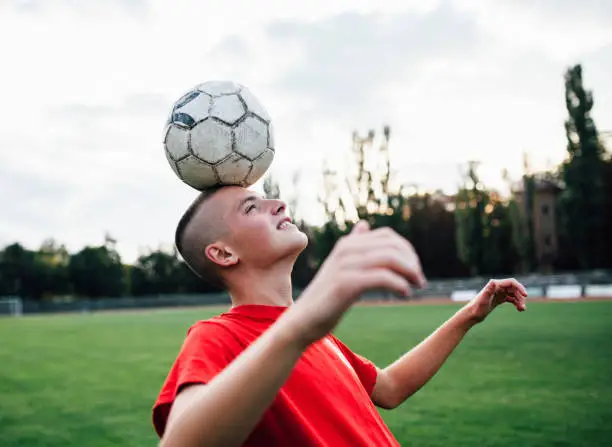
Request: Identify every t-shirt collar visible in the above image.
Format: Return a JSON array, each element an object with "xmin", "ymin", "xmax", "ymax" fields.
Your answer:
[{"xmin": 225, "ymin": 304, "xmax": 290, "ymax": 321}]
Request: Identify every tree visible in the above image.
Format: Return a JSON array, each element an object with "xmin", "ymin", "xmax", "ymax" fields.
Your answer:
[
  {"xmin": 130, "ymin": 249, "xmax": 183, "ymax": 295},
  {"xmin": 316, "ymin": 127, "xmax": 466, "ymax": 278},
  {"xmin": 36, "ymin": 239, "xmax": 72, "ymax": 298},
  {"xmin": 455, "ymin": 161, "xmax": 487, "ymax": 275},
  {"xmin": 480, "ymin": 200, "xmax": 519, "ymax": 275},
  {"xmin": 386, "ymin": 191, "xmax": 465, "ymax": 278},
  {"xmin": 319, "ymin": 126, "xmax": 393, "ymax": 225},
  {"xmin": 0, "ymin": 243, "xmax": 34, "ymax": 298},
  {"xmin": 315, "ymin": 126, "xmax": 394, "ymax": 263},
  {"xmin": 343, "ymin": 126, "xmax": 392, "ymax": 219},
  {"xmin": 507, "ymin": 154, "xmax": 538, "ymax": 273},
  {"xmin": 129, "ymin": 246, "xmax": 223, "ymax": 295},
  {"xmin": 558, "ymin": 64, "xmax": 607, "ymax": 269},
  {"xmin": 455, "ymin": 162, "xmax": 520, "ymax": 275},
  {"xmin": 69, "ymin": 241, "xmax": 126, "ymax": 298}
]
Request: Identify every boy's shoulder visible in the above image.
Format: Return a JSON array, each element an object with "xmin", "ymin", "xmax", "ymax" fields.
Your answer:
[
  {"xmin": 183, "ymin": 311, "xmax": 256, "ymax": 350},
  {"xmin": 185, "ymin": 313, "xmax": 236, "ymax": 338}
]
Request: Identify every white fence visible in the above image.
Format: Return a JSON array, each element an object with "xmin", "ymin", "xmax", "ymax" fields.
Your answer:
[
  {"xmin": 584, "ymin": 284, "xmax": 612, "ymax": 297},
  {"xmin": 546, "ymin": 285, "xmax": 583, "ymax": 300},
  {"xmin": 450, "ymin": 290, "xmax": 478, "ymax": 302},
  {"xmin": 451, "ymin": 284, "xmax": 612, "ymax": 302}
]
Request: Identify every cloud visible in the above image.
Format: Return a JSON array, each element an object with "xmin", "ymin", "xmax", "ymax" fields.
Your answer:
[
  {"xmin": 0, "ymin": 90, "xmax": 191, "ymax": 257},
  {"xmin": 229, "ymin": 2, "xmax": 610, "ymax": 217},
  {"xmin": 510, "ymin": 0, "xmax": 612, "ymax": 24},
  {"xmin": 2, "ymin": 0, "xmax": 611, "ymax": 262},
  {"xmin": 454, "ymin": 0, "xmax": 612, "ymax": 59},
  {"xmin": 6, "ymin": 0, "xmax": 150, "ymax": 19},
  {"xmin": 201, "ymin": 4, "xmax": 488, "ymax": 209},
  {"xmin": 213, "ymin": 5, "xmax": 482, "ymax": 128}
]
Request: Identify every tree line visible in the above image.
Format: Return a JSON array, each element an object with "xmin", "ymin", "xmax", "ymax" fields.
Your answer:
[{"xmin": 2, "ymin": 64, "xmax": 611, "ymax": 301}]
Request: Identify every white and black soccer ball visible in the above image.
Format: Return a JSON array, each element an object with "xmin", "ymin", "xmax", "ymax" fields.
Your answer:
[{"xmin": 163, "ymin": 81, "xmax": 275, "ymax": 190}]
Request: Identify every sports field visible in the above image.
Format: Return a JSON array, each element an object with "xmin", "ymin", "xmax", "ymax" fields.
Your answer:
[{"xmin": 1, "ymin": 300, "xmax": 611, "ymax": 446}]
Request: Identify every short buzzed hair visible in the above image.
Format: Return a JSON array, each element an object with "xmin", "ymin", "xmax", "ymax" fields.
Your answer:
[{"xmin": 174, "ymin": 187, "xmax": 227, "ymax": 289}]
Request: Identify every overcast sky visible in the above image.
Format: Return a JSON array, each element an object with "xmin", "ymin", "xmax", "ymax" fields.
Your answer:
[{"xmin": 1, "ymin": 0, "xmax": 611, "ymax": 263}]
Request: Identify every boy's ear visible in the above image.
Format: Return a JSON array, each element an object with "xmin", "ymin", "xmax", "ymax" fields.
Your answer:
[{"xmin": 205, "ymin": 242, "xmax": 239, "ymax": 267}]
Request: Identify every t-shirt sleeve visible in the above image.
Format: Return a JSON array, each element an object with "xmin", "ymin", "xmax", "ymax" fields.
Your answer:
[
  {"xmin": 152, "ymin": 321, "xmax": 237, "ymax": 437},
  {"xmin": 329, "ymin": 335, "xmax": 379, "ymax": 396}
]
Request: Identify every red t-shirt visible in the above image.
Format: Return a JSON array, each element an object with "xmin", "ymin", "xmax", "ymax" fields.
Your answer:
[{"xmin": 153, "ymin": 304, "xmax": 399, "ymax": 446}]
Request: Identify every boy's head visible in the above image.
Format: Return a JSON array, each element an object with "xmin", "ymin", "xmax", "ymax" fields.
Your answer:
[{"xmin": 175, "ymin": 186, "xmax": 308, "ymax": 289}]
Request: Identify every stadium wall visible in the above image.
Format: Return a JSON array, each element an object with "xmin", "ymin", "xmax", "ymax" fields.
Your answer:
[{"xmin": 3, "ymin": 270, "xmax": 611, "ymax": 315}]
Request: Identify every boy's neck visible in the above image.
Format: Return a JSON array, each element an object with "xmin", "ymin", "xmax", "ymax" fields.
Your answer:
[{"xmin": 227, "ymin": 261, "xmax": 295, "ymax": 307}]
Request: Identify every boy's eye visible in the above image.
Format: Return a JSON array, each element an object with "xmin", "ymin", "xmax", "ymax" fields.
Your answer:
[{"xmin": 245, "ymin": 204, "xmax": 256, "ymax": 214}]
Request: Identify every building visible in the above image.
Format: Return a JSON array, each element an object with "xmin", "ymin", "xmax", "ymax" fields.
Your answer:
[{"xmin": 512, "ymin": 175, "xmax": 562, "ymax": 272}]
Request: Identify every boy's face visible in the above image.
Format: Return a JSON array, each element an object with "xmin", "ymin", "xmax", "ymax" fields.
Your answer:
[{"xmin": 210, "ymin": 186, "xmax": 308, "ymax": 268}]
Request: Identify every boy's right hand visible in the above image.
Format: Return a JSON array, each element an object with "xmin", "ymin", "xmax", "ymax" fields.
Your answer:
[{"xmin": 288, "ymin": 221, "xmax": 426, "ymax": 347}]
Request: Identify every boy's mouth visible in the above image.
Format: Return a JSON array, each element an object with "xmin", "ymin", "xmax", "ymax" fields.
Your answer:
[{"xmin": 277, "ymin": 217, "xmax": 293, "ymax": 230}]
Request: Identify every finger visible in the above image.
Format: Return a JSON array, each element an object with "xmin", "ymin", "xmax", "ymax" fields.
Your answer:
[
  {"xmin": 354, "ymin": 268, "xmax": 411, "ymax": 297},
  {"xmin": 505, "ymin": 291, "xmax": 526, "ymax": 311},
  {"xmin": 512, "ymin": 300, "xmax": 525, "ymax": 312},
  {"xmin": 369, "ymin": 228, "xmax": 414, "ymax": 250},
  {"xmin": 514, "ymin": 290, "xmax": 527, "ymax": 311},
  {"xmin": 343, "ymin": 232, "xmax": 426, "ymax": 286},
  {"xmin": 351, "ymin": 220, "xmax": 370, "ymax": 234},
  {"xmin": 340, "ymin": 230, "xmax": 406, "ymax": 257},
  {"xmin": 500, "ymin": 284, "xmax": 526, "ymax": 301},
  {"xmin": 510, "ymin": 297, "xmax": 526, "ymax": 312},
  {"xmin": 337, "ymin": 238, "xmax": 402, "ymax": 267},
  {"xmin": 347, "ymin": 227, "xmax": 416, "ymax": 260},
  {"xmin": 505, "ymin": 294, "xmax": 521, "ymax": 309},
  {"xmin": 353, "ymin": 226, "xmax": 408, "ymax": 245},
  {"xmin": 511, "ymin": 285, "xmax": 528, "ymax": 299},
  {"xmin": 502, "ymin": 291, "xmax": 517, "ymax": 303},
  {"xmin": 356, "ymin": 233, "xmax": 427, "ymax": 287},
  {"xmin": 346, "ymin": 248, "xmax": 425, "ymax": 288},
  {"xmin": 483, "ymin": 279, "xmax": 498, "ymax": 297},
  {"xmin": 497, "ymin": 278, "xmax": 528, "ymax": 296}
]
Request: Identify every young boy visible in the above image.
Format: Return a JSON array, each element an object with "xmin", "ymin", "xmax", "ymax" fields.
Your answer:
[{"xmin": 152, "ymin": 186, "xmax": 527, "ymax": 447}]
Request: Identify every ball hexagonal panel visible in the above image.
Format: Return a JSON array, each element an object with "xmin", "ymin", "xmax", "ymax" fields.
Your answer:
[
  {"xmin": 214, "ymin": 153, "xmax": 252, "ymax": 186},
  {"xmin": 173, "ymin": 92, "xmax": 211, "ymax": 126},
  {"xmin": 164, "ymin": 124, "xmax": 190, "ymax": 161},
  {"xmin": 190, "ymin": 119, "xmax": 233, "ymax": 164},
  {"xmin": 234, "ymin": 116, "xmax": 268, "ymax": 161},
  {"xmin": 244, "ymin": 148, "xmax": 274, "ymax": 186},
  {"xmin": 240, "ymin": 87, "xmax": 271, "ymax": 122},
  {"xmin": 176, "ymin": 155, "xmax": 218, "ymax": 190},
  {"xmin": 197, "ymin": 80, "xmax": 241, "ymax": 96},
  {"xmin": 210, "ymin": 94, "xmax": 246, "ymax": 125}
]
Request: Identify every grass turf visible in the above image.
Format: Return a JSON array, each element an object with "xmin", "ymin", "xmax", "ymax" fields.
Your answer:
[{"xmin": 1, "ymin": 300, "xmax": 611, "ymax": 446}]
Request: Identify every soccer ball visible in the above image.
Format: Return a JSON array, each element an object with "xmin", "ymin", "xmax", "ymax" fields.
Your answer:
[{"xmin": 163, "ymin": 80, "xmax": 275, "ymax": 190}]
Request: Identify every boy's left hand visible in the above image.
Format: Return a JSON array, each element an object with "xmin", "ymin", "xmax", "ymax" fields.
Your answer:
[{"xmin": 467, "ymin": 278, "xmax": 528, "ymax": 323}]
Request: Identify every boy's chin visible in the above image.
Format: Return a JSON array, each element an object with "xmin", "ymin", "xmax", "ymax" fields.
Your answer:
[
  {"xmin": 289, "ymin": 230, "xmax": 309, "ymax": 248},
  {"xmin": 277, "ymin": 234, "xmax": 309, "ymax": 258}
]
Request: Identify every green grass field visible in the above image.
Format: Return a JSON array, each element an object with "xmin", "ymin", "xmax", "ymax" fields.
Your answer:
[{"xmin": 1, "ymin": 300, "xmax": 611, "ymax": 446}]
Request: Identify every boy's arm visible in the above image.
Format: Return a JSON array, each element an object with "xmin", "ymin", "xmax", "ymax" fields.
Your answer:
[
  {"xmin": 371, "ymin": 278, "xmax": 528, "ymax": 409},
  {"xmin": 160, "ymin": 311, "xmax": 308, "ymax": 447},
  {"xmin": 371, "ymin": 304, "xmax": 476, "ymax": 409}
]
